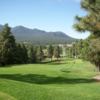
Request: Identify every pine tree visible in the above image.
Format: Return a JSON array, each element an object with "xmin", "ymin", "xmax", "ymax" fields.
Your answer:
[
  {"xmin": 27, "ymin": 45, "xmax": 36, "ymax": 63},
  {"xmin": 36, "ymin": 46, "xmax": 44, "ymax": 62},
  {"xmin": 0, "ymin": 24, "xmax": 16, "ymax": 65},
  {"xmin": 15, "ymin": 44, "xmax": 24, "ymax": 64},
  {"xmin": 73, "ymin": 0, "xmax": 100, "ymax": 71},
  {"xmin": 54, "ymin": 46, "xmax": 61, "ymax": 61},
  {"xmin": 20, "ymin": 44, "xmax": 28, "ymax": 63},
  {"xmin": 48, "ymin": 45, "xmax": 54, "ymax": 61},
  {"xmin": 74, "ymin": 0, "xmax": 100, "ymax": 37}
]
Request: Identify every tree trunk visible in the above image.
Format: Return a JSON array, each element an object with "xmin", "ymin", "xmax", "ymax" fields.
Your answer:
[{"xmin": 98, "ymin": 66, "xmax": 100, "ymax": 72}]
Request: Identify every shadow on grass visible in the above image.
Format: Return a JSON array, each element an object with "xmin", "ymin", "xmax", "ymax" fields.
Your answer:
[
  {"xmin": 0, "ymin": 59, "xmax": 66, "ymax": 67},
  {"xmin": 0, "ymin": 74, "xmax": 96, "ymax": 84},
  {"xmin": 47, "ymin": 62, "xmax": 66, "ymax": 65},
  {"xmin": 41, "ymin": 59, "xmax": 67, "ymax": 65}
]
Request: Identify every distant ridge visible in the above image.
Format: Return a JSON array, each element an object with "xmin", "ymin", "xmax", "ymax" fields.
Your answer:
[{"xmin": 0, "ymin": 25, "xmax": 76, "ymax": 45}]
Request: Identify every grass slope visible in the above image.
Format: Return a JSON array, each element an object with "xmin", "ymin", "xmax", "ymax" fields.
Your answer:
[
  {"xmin": 0, "ymin": 59, "xmax": 100, "ymax": 100},
  {"xmin": 0, "ymin": 92, "xmax": 16, "ymax": 100}
]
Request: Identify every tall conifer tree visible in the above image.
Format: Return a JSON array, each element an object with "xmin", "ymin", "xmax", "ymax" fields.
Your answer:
[{"xmin": 0, "ymin": 24, "xmax": 16, "ymax": 65}]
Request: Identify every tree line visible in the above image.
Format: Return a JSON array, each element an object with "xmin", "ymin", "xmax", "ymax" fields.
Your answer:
[{"xmin": 0, "ymin": 24, "xmax": 62, "ymax": 66}]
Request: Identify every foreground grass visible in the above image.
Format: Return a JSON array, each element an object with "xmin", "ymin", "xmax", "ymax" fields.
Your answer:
[
  {"xmin": 0, "ymin": 92, "xmax": 16, "ymax": 100},
  {"xmin": 0, "ymin": 59, "xmax": 100, "ymax": 100}
]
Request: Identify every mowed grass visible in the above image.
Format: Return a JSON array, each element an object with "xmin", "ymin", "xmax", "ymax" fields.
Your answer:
[{"xmin": 0, "ymin": 59, "xmax": 100, "ymax": 100}]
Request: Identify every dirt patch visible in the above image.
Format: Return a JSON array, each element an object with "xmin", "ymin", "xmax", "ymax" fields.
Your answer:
[{"xmin": 93, "ymin": 75, "xmax": 100, "ymax": 82}]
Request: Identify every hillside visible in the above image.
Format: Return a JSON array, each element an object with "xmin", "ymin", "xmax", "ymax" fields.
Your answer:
[{"xmin": 0, "ymin": 25, "xmax": 76, "ymax": 45}]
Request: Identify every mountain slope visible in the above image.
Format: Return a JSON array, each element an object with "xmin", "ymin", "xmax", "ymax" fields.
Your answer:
[{"xmin": 0, "ymin": 25, "xmax": 76, "ymax": 44}]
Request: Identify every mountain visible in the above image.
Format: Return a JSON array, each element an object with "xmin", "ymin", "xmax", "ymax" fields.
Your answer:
[{"xmin": 0, "ymin": 25, "xmax": 76, "ymax": 45}]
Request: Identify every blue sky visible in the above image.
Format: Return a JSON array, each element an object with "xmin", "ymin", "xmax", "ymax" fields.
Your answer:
[{"xmin": 0, "ymin": 0, "xmax": 90, "ymax": 39}]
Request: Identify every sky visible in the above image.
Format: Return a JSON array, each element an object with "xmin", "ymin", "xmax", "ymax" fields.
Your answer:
[{"xmin": 0, "ymin": 0, "xmax": 90, "ymax": 39}]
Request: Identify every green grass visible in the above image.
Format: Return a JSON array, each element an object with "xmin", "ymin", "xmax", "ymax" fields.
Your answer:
[
  {"xmin": 0, "ymin": 59, "xmax": 100, "ymax": 100},
  {"xmin": 0, "ymin": 92, "xmax": 16, "ymax": 100}
]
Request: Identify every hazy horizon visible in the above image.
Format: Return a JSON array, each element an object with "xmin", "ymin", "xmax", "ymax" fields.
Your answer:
[{"xmin": 0, "ymin": 0, "xmax": 90, "ymax": 39}]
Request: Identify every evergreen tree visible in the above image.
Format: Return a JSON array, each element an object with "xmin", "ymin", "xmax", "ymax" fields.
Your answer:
[
  {"xmin": 54, "ymin": 46, "xmax": 61, "ymax": 60},
  {"xmin": 27, "ymin": 45, "xmax": 36, "ymax": 63},
  {"xmin": 74, "ymin": 0, "xmax": 100, "ymax": 37},
  {"xmin": 74, "ymin": 0, "xmax": 100, "ymax": 71},
  {"xmin": 48, "ymin": 45, "xmax": 54, "ymax": 61},
  {"xmin": 88, "ymin": 38, "xmax": 100, "ymax": 71},
  {"xmin": 66, "ymin": 47, "xmax": 72, "ymax": 58},
  {"xmin": 72, "ymin": 43, "xmax": 77, "ymax": 58},
  {"xmin": 36, "ymin": 46, "xmax": 44, "ymax": 62},
  {"xmin": 0, "ymin": 24, "xmax": 16, "ymax": 65},
  {"xmin": 21, "ymin": 44, "xmax": 28, "ymax": 63},
  {"xmin": 15, "ymin": 44, "xmax": 24, "ymax": 64}
]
